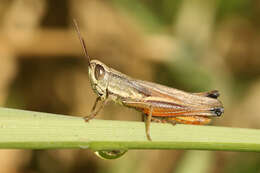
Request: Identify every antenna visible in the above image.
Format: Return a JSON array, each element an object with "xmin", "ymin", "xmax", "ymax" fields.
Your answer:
[{"xmin": 73, "ymin": 19, "xmax": 91, "ymax": 66}]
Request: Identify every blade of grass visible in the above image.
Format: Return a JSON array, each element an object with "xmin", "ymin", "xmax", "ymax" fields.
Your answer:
[{"xmin": 0, "ymin": 107, "xmax": 260, "ymax": 151}]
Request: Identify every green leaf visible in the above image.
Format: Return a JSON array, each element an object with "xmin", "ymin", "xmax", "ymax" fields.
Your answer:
[{"xmin": 0, "ymin": 107, "xmax": 260, "ymax": 152}]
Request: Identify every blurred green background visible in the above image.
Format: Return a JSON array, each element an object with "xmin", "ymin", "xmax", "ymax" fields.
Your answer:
[{"xmin": 0, "ymin": 0, "xmax": 260, "ymax": 172}]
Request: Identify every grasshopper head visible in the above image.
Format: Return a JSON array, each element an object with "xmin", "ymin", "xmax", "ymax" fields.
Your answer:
[
  {"xmin": 73, "ymin": 20, "xmax": 111, "ymax": 99},
  {"xmin": 88, "ymin": 60, "xmax": 110, "ymax": 99}
]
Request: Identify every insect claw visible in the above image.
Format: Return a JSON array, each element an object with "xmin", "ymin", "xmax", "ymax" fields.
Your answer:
[
  {"xmin": 83, "ymin": 115, "xmax": 93, "ymax": 122},
  {"xmin": 146, "ymin": 133, "xmax": 152, "ymax": 141},
  {"xmin": 84, "ymin": 118, "xmax": 90, "ymax": 122}
]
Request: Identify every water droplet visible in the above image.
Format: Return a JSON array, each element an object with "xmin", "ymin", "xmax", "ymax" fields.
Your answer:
[{"xmin": 94, "ymin": 150, "xmax": 127, "ymax": 159}]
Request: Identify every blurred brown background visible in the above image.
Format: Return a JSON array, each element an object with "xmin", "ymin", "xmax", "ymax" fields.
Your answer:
[{"xmin": 1, "ymin": 0, "xmax": 260, "ymax": 173}]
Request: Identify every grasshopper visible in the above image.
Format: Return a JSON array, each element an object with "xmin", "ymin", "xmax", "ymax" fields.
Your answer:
[{"xmin": 73, "ymin": 20, "xmax": 224, "ymax": 141}]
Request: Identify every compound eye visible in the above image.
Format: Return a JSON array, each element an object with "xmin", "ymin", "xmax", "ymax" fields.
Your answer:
[{"xmin": 94, "ymin": 64, "xmax": 105, "ymax": 80}]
